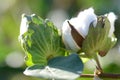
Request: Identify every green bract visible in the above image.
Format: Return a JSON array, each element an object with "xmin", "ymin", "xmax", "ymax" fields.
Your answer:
[
  {"xmin": 19, "ymin": 14, "xmax": 65, "ymax": 66},
  {"xmin": 82, "ymin": 16, "xmax": 117, "ymax": 58}
]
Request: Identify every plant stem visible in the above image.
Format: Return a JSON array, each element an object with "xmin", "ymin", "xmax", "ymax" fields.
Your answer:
[
  {"xmin": 94, "ymin": 54, "xmax": 103, "ymax": 73},
  {"xmin": 80, "ymin": 54, "xmax": 120, "ymax": 79},
  {"xmin": 81, "ymin": 73, "xmax": 120, "ymax": 79}
]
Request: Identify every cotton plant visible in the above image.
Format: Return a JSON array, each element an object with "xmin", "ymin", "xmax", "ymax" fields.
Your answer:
[{"xmin": 19, "ymin": 7, "xmax": 117, "ymax": 80}]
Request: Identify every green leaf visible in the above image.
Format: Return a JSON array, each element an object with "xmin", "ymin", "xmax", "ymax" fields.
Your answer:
[
  {"xmin": 24, "ymin": 54, "xmax": 84, "ymax": 80},
  {"xmin": 19, "ymin": 14, "xmax": 65, "ymax": 66}
]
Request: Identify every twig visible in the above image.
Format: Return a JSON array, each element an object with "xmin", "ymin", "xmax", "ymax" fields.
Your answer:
[
  {"xmin": 81, "ymin": 73, "xmax": 120, "ymax": 79},
  {"xmin": 81, "ymin": 74, "xmax": 94, "ymax": 78}
]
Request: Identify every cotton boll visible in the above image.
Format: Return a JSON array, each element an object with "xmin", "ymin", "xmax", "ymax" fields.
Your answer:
[
  {"xmin": 69, "ymin": 7, "xmax": 97, "ymax": 38},
  {"xmin": 62, "ymin": 7, "xmax": 97, "ymax": 52},
  {"xmin": 62, "ymin": 7, "xmax": 117, "ymax": 56},
  {"xmin": 106, "ymin": 12, "xmax": 117, "ymax": 37},
  {"xmin": 69, "ymin": 18, "xmax": 85, "ymax": 38},
  {"xmin": 62, "ymin": 20, "xmax": 80, "ymax": 52}
]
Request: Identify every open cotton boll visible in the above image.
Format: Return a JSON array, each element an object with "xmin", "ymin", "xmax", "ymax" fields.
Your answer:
[
  {"xmin": 69, "ymin": 7, "xmax": 97, "ymax": 38},
  {"xmin": 62, "ymin": 20, "xmax": 80, "ymax": 52},
  {"xmin": 62, "ymin": 7, "xmax": 97, "ymax": 52},
  {"xmin": 105, "ymin": 12, "xmax": 117, "ymax": 37},
  {"xmin": 62, "ymin": 7, "xmax": 117, "ymax": 58}
]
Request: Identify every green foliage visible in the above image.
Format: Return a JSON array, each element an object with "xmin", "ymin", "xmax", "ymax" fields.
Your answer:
[
  {"xmin": 24, "ymin": 54, "xmax": 83, "ymax": 80},
  {"xmin": 19, "ymin": 14, "xmax": 65, "ymax": 66},
  {"xmin": 19, "ymin": 14, "xmax": 84, "ymax": 80}
]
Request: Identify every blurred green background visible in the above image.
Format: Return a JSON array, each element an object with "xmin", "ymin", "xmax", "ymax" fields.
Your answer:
[{"xmin": 0, "ymin": 0, "xmax": 120, "ymax": 80}]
